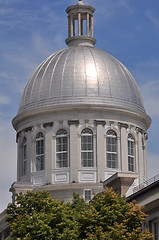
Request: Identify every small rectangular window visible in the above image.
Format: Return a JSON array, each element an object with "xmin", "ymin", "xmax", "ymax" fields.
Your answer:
[{"xmin": 84, "ymin": 190, "xmax": 92, "ymax": 202}]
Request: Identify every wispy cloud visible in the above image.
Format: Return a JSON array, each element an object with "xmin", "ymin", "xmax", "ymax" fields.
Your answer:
[
  {"xmin": 145, "ymin": 10, "xmax": 159, "ymax": 29},
  {"xmin": 0, "ymin": 95, "xmax": 11, "ymax": 104},
  {"xmin": 117, "ymin": 0, "xmax": 134, "ymax": 13},
  {"xmin": 147, "ymin": 152, "xmax": 159, "ymax": 178},
  {"xmin": 84, "ymin": 0, "xmax": 134, "ymax": 17},
  {"xmin": 141, "ymin": 80, "xmax": 159, "ymax": 118},
  {"xmin": 0, "ymin": 119, "xmax": 16, "ymax": 212},
  {"xmin": 0, "ymin": 7, "xmax": 13, "ymax": 15}
]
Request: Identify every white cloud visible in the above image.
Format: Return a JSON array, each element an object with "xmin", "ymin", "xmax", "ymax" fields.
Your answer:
[
  {"xmin": 32, "ymin": 32, "xmax": 65, "ymax": 57},
  {"xmin": 0, "ymin": 8, "xmax": 13, "ymax": 15},
  {"xmin": 117, "ymin": 0, "xmax": 133, "ymax": 13},
  {"xmin": 147, "ymin": 152, "xmax": 159, "ymax": 178},
  {"xmin": 141, "ymin": 80, "xmax": 159, "ymax": 118},
  {"xmin": 145, "ymin": 10, "xmax": 159, "ymax": 29},
  {"xmin": 83, "ymin": 0, "xmax": 134, "ymax": 18},
  {"xmin": 0, "ymin": 95, "xmax": 11, "ymax": 104},
  {"xmin": 139, "ymin": 58, "xmax": 159, "ymax": 69},
  {"xmin": 0, "ymin": 119, "xmax": 16, "ymax": 212}
]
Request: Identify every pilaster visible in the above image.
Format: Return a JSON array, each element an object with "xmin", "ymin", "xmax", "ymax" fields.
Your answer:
[
  {"xmin": 44, "ymin": 124, "xmax": 53, "ymax": 184},
  {"xmin": 26, "ymin": 128, "xmax": 32, "ymax": 182},
  {"xmin": 120, "ymin": 123, "xmax": 128, "ymax": 172},
  {"xmin": 95, "ymin": 120, "xmax": 105, "ymax": 182},
  {"xmin": 69, "ymin": 120, "xmax": 79, "ymax": 182}
]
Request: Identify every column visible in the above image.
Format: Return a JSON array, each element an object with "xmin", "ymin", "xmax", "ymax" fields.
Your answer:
[
  {"xmin": 43, "ymin": 122, "xmax": 53, "ymax": 184},
  {"xmin": 78, "ymin": 12, "xmax": 81, "ymax": 36},
  {"xmin": 95, "ymin": 121, "xmax": 106, "ymax": 182},
  {"xmin": 90, "ymin": 15, "xmax": 93, "ymax": 37},
  {"xmin": 16, "ymin": 131, "xmax": 22, "ymax": 181},
  {"xmin": 70, "ymin": 14, "xmax": 73, "ymax": 37},
  {"xmin": 68, "ymin": 120, "xmax": 79, "ymax": 183},
  {"xmin": 135, "ymin": 138, "xmax": 138, "ymax": 173},
  {"xmin": 117, "ymin": 135, "xmax": 121, "ymax": 170},
  {"xmin": 73, "ymin": 19, "xmax": 75, "ymax": 36},
  {"xmin": 135, "ymin": 129, "xmax": 139, "ymax": 176},
  {"xmin": 144, "ymin": 133, "xmax": 148, "ymax": 180},
  {"xmin": 120, "ymin": 123, "xmax": 128, "ymax": 172},
  {"xmin": 26, "ymin": 129, "xmax": 32, "ymax": 182},
  {"xmin": 137, "ymin": 130, "xmax": 145, "ymax": 184},
  {"xmin": 68, "ymin": 16, "xmax": 70, "ymax": 38},
  {"xmin": 86, "ymin": 13, "xmax": 90, "ymax": 36}
]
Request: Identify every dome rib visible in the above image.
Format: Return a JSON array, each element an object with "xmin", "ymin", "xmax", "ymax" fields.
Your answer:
[
  {"xmin": 39, "ymin": 55, "xmax": 55, "ymax": 101},
  {"xmin": 111, "ymin": 55, "xmax": 123, "ymax": 100},
  {"xmin": 88, "ymin": 47, "xmax": 100, "ymax": 96},
  {"xmin": 117, "ymin": 60, "xmax": 133, "ymax": 102},
  {"xmin": 97, "ymin": 49, "xmax": 112, "ymax": 98},
  {"xmin": 49, "ymin": 49, "xmax": 66, "ymax": 99},
  {"xmin": 83, "ymin": 46, "xmax": 88, "ymax": 96},
  {"xmin": 30, "ymin": 57, "xmax": 50, "ymax": 104},
  {"xmin": 61, "ymin": 47, "xmax": 73, "ymax": 97}
]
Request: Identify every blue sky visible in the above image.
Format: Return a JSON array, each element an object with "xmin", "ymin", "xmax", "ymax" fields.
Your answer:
[{"xmin": 0, "ymin": 0, "xmax": 159, "ymax": 212}]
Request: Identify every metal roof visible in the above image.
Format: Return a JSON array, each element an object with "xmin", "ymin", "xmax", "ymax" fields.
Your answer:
[{"xmin": 18, "ymin": 45, "xmax": 145, "ymax": 115}]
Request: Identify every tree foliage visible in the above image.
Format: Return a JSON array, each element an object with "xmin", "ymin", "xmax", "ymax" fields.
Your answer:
[{"xmin": 6, "ymin": 188, "xmax": 152, "ymax": 240}]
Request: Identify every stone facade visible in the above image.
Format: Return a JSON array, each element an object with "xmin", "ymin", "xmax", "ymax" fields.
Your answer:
[{"xmin": 12, "ymin": 108, "xmax": 149, "ymax": 200}]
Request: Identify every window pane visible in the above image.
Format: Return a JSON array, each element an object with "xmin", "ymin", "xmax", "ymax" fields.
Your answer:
[
  {"xmin": 128, "ymin": 136, "xmax": 135, "ymax": 172},
  {"xmin": 36, "ymin": 133, "xmax": 44, "ymax": 171},
  {"xmin": 106, "ymin": 131, "xmax": 117, "ymax": 169},
  {"xmin": 81, "ymin": 128, "xmax": 93, "ymax": 167},
  {"xmin": 85, "ymin": 190, "xmax": 92, "ymax": 201},
  {"xmin": 56, "ymin": 130, "xmax": 68, "ymax": 168}
]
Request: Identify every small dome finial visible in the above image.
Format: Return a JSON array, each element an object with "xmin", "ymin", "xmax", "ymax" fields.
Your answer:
[{"xmin": 78, "ymin": 0, "xmax": 84, "ymax": 5}]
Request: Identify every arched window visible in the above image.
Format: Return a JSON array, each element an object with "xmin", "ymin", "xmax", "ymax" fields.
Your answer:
[
  {"xmin": 56, "ymin": 129, "xmax": 68, "ymax": 168},
  {"xmin": 128, "ymin": 133, "xmax": 135, "ymax": 172},
  {"xmin": 22, "ymin": 137, "xmax": 27, "ymax": 175},
  {"xmin": 106, "ymin": 130, "xmax": 118, "ymax": 168},
  {"xmin": 81, "ymin": 128, "xmax": 94, "ymax": 167},
  {"xmin": 36, "ymin": 132, "xmax": 44, "ymax": 171}
]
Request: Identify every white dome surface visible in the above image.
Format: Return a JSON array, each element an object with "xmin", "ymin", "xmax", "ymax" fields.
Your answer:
[{"xmin": 18, "ymin": 46, "xmax": 145, "ymax": 115}]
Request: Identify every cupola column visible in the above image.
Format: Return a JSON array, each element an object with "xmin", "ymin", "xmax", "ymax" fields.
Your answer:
[
  {"xmin": 91, "ymin": 15, "xmax": 93, "ymax": 36},
  {"xmin": 70, "ymin": 14, "xmax": 73, "ymax": 37},
  {"xmin": 86, "ymin": 13, "xmax": 90, "ymax": 36},
  {"xmin": 78, "ymin": 12, "xmax": 81, "ymax": 36}
]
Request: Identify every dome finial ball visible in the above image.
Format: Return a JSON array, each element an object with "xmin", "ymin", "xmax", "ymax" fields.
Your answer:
[{"xmin": 78, "ymin": 0, "xmax": 84, "ymax": 5}]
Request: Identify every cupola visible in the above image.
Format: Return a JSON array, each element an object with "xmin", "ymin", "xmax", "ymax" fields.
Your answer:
[{"xmin": 65, "ymin": 0, "xmax": 96, "ymax": 47}]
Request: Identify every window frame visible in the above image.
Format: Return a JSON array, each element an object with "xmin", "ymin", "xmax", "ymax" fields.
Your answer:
[
  {"xmin": 56, "ymin": 129, "xmax": 68, "ymax": 168},
  {"xmin": 128, "ymin": 133, "xmax": 135, "ymax": 172},
  {"xmin": 84, "ymin": 189, "xmax": 92, "ymax": 202},
  {"xmin": 81, "ymin": 128, "xmax": 94, "ymax": 168},
  {"xmin": 106, "ymin": 130, "xmax": 118, "ymax": 169},
  {"xmin": 35, "ymin": 132, "xmax": 45, "ymax": 171}
]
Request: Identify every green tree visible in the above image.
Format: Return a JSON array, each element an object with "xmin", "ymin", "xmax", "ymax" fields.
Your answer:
[
  {"xmin": 7, "ymin": 188, "xmax": 152, "ymax": 240},
  {"xmin": 7, "ymin": 191, "xmax": 78, "ymax": 240},
  {"xmin": 74, "ymin": 188, "xmax": 152, "ymax": 239}
]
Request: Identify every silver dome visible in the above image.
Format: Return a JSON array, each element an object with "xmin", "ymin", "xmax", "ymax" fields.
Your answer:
[{"xmin": 18, "ymin": 46, "xmax": 145, "ymax": 115}]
